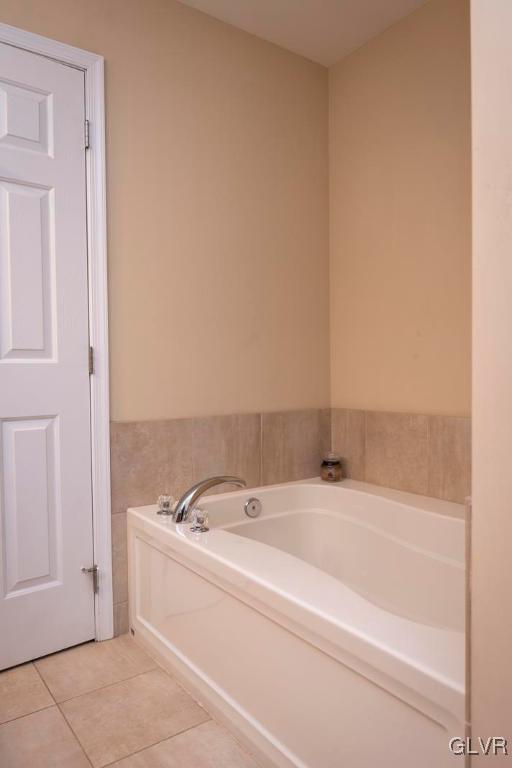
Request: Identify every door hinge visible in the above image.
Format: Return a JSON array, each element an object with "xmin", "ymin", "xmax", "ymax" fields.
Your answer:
[
  {"xmin": 81, "ymin": 564, "xmax": 99, "ymax": 594},
  {"xmin": 84, "ymin": 119, "xmax": 90, "ymax": 150},
  {"xmin": 88, "ymin": 345, "xmax": 94, "ymax": 375}
]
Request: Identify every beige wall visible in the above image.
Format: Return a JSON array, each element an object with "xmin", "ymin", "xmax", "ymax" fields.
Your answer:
[
  {"xmin": 329, "ymin": 0, "xmax": 471, "ymax": 416},
  {"xmin": 0, "ymin": 0, "xmax": 330, "ymax": 421},
  {"xmin": 471, "ymin": 0, "xmax": 512, "ymax": 754},
  {"xmin": 0, "ymin": 0, "xmax": 472, "ymax": 423}
]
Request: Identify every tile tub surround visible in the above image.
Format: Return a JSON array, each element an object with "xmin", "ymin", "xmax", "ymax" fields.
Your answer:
[
  {"xmin": 331, "ymin": 409, "xmax": 471, "ymax": 503},
  {"xmin": 110, "ymin": 407, "xmax": 470, "ymax": 635},
  {"xmin": 0, "ymin": 636, "xmax": 259, "ymax": 768},
  {"xmin": 110, "ymin": 410, "xmax": 330, "ymax": 516}
]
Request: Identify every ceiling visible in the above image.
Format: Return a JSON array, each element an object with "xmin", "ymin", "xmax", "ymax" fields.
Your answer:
[{"xmin": 177, "ymin": 0, "xmax": 429, "ymax": 66}]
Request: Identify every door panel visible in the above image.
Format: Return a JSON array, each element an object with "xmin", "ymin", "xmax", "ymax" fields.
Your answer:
[
  {"xmin": 0, "ymin": 180, "xmax": 54, "ymax": 359},
  {"xmin": 0, "ymin": 78, "xmax": 52, "ymax": 155},
  {"xmin": 2, "ymin": 417, "xmax": 59, "ymax": 594},
  {"xmin": 0, "ymin": 42, "xmax": 95, "ymax": 669}
]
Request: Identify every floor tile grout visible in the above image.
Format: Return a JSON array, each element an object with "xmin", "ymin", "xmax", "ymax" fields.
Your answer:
[
  {"xmin": 32, "ymin": 661, "xmax": 57, "ymax": 704},
  {"xmin": 57, "ymin": 701, "xmax": 95, "ymax": 768},
  {"xmin": 46, "ymin": 663, "xmax": 159, "ymax": 706},
  {"xmin": 0, "ymin": 702, "xmax": 55, "ymax": 728},
  {"xmin": 30, "ymin": 664, "xmax": 94, "ymax": 767},
  {"xmin": 100, "ymin": 717, "xmax": 212, "ymax": 768},
  {"xmin": 0, "ymin": 661, "xmax": 56, "ymax": 727},
  {"xmin": 54, "ymin": 661, "xmax": 208, "ymax": 768}
]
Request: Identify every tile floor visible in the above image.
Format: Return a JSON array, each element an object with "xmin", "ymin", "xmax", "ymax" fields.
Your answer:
[{"xmin": 0, "ymin": 634, "xmax": 260, "ymax": 767}]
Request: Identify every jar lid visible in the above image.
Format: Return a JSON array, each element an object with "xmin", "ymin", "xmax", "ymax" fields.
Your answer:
[{"xmin": 323, "ymin": 452, "xmax": 341, "ymax": 463}]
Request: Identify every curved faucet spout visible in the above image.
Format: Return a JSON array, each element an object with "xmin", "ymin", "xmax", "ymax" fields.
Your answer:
[{"xmin": 173, "ymin": 475, "xmax": 247, "ymax": 523}]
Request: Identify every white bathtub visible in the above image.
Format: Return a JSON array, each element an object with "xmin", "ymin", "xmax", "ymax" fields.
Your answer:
[{"xmin": 127, "ymin": 479, "xmax": 465, "ymax": 768}]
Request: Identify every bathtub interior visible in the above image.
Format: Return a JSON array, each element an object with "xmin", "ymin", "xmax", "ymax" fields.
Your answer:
[
  {"xmin": 192, "ymin": 479, "xmax": 464, "ymax": 631},
  {"xmin": 223, "ymin": 508, "xmax": 464, "ymax": 631},
  {"xmin": 201, "ymin": 480, "xmax": 464, "ymax": 560}
]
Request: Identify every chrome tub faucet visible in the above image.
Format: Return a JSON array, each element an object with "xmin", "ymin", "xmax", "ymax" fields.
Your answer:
[{"xmin": 171, "ymin": 476, "xmax": 247, "ymax": 523}]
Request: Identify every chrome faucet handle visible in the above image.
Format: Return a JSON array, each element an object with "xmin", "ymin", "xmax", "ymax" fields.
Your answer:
[
  {"xmin": 157, "ymin": 494, "xmax": 174, "ymax": 515},
  {"xmin": 189, "ymin": 508, "xmax": 209, "ymax": 532}
]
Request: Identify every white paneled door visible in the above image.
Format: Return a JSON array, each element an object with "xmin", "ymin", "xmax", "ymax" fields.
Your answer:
[{"xmin": 0, "ymin": 42, "xmax": 95, "ymax": 669}]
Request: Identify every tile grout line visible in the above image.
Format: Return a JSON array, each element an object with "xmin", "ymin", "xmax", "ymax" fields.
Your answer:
[
  {"xmin": 32, "ymin": 662, "xmax": 57, "ymax": 705},
  {"xmin": 100, "ymin": 718, "xmax": 212, "ymax": 768},
  {"xmin": 259, "ymin": 412, "xmax": 263, "ymax": 485},
  {"xmin": 53, "ymin": 665, "xmax": 179, "ymax": 768},
  {"xmin": 32, "ymin": 663, "xmax": 94, "ymax": 768},
  {"xmin": 45, "ymin": 664, "xmax": 159, "ymax": 706},
  {"xmin": 53, "ymin": 655, "xmax": 211, "ymax": 765},
  {"xmin": 56, "ymin": 701, "xmax": 95, "ymax": 768},
  {"xmin": 363, "ymin": 409, "xmax": 367, "ymax": 482},
  {"xmin": 0, "ymin": 701, "xmax": 56, "ymax": 728},
  {"xmin": 426, "ymin": 413, "xmax": 431, "ymax": 498}
]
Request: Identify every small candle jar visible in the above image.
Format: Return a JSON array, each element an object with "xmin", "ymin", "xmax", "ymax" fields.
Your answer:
[{"xmin": 321, "ymin": 452, "xmax": 342, "ymax": 482}]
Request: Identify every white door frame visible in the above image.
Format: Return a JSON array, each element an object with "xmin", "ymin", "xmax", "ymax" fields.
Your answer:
[{"xmin": 0, "ymin": 23, "xmax": 112, "ymax": 640}]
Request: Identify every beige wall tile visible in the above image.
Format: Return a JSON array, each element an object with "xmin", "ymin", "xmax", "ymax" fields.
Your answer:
[
  {"xmin": 112, "ymin": 513, "xmax": 128, "ymax": 605},
  {"xmin": 331, "ymin": 409, "xmax": 365, "ymax": 479},
  {"xmin": 111, "ymin": 414, "xmax": 261, "ymax": 515},
  {"xmin": 61, "ymin": 669, "xmax": 208, "ymax": 767},
  {"xmin": 0, "ymin": 707, "xmax": 90, "ymax": 767},
  {"xmin": 0, "ymin": 664, "xmax": 53, "ymax": 725},
  {"xmin": 261, "ymin": 409, "xmax": 328, "ymax": 485},
  {"xmin": 110, "ymin": 720, "xmax": 258, "ymax": 767},
  {"xmin": 110, "ymin": 421, "xmax": 174, "ymax": 515},
  {"xmin": 159, "ymin": 417, "xmax": 198, "ymax": 499},
  {"xmin": 35, "ymin": 635, "xmax": 155, "ymax": 703},
  {"xmin": 189, "ymin": 414, "xmax": 261, "ymax": 490},
  {"xmin": 319, "ymin": 408, "xmax": 332, "ymax": 455},
  {"xmin": 113, "ymin": 602, "xmax": 129, "ymax": 637},
  {"xmin": 428, "ymin": 415, "xmax": 471, "ymax": 503},
  {"xmin": 365, "ymin": 411, "xmax": 429, "ymax": 495}
]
